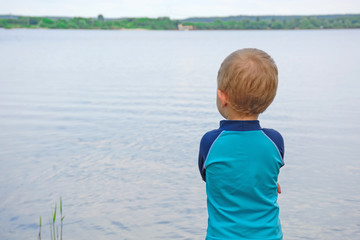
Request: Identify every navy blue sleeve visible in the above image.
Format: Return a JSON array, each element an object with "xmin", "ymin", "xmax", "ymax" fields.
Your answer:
[
  {"xmin": 198, "ymin": 129, "xmax": 223, "ymax": 181},
  {"xmin": 262, "ymin": 128, "xmax": 285, "ymax": 167}
]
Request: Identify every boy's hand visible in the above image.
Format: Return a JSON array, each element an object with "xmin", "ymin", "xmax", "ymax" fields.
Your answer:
[{"xmin": 277, "ymin": 183, "xmax": 282, "ymax": 194}]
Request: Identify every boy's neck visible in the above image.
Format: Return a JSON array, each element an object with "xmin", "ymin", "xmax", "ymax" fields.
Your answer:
[
  {"xmin": 227, "ymin": 115, "xmax": 259, "ymax": 121},
  {"xmin": 226, "ymin": 107, "xmax": 259, "ymax": 121}
]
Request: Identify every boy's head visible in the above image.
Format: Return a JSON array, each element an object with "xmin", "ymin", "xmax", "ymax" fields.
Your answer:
[{"xmin": 217, "ymin": 48, "xmax": 278, "ymax": 116}]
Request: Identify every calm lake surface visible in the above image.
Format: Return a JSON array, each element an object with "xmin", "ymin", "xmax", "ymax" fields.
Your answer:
[{"xmin": 0, "ymin": 29, "xmax": 359, "ymax": 240}]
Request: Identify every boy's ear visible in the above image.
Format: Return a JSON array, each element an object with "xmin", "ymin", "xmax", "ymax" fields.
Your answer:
[{"xmin": 217, "ymin": 89, "xmax": 229, "ymax": 107}]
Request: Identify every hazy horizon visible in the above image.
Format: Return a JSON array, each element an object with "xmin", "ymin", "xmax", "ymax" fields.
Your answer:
[
  {"xmin": 1, "ymin": 12, "xmax": 360, "ymax": 21},
  {"xmin": 1, "ymin": 0, "xmax": 360, "ymax": 19}
]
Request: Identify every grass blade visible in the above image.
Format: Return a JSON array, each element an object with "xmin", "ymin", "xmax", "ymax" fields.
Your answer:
[
  {"xmin": 60, "ymin": 197, "xmax": 63, "ymax": 240},
  {"xmin": 53, "ymin": 203, "xmax": 57, "ymax": 223},
  {"xmin": 60, "ymin": 197, "xmax": 62, "ymax": 216},
  {"xmin": 39, "ymin": 198, "xmax": 65, "ymax": 240},
  {"xmin": 53, "ymin": 203, "xmax": 56, "ymax": 240},
  {"xmin": 38, "ymin": 216, "xmax": 42, "ymax": 240}
]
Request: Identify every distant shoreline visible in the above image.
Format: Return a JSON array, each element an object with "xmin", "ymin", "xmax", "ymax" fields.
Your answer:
[
  {"xmin": 2, "ymin": 27, "xmax": 360, "ymax": 32},
  {"xmin": 1, "ymin": 14, "xmax": 359, "ymax": 30}
]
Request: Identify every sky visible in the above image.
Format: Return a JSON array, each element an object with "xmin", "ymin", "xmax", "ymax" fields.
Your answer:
[{"xmin": 1, "ymin": 0, "xmax": 360, "ymax": 19}]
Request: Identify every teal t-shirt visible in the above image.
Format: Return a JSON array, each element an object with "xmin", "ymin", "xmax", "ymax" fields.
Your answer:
[{"xmin": 198, "ymin": 120, "xmax": 284, "ymax": 240}]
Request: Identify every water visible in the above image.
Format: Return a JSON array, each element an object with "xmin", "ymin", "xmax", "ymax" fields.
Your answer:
[{"xmin": 0, "ymin": 29, "xmax": 359, "ymax": 239}]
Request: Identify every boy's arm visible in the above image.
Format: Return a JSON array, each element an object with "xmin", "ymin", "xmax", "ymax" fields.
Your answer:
[
  {"xmin": 262, "ymin": 128, "xmax": 285, "ymax": 166},
  {"xmin": 198, "ymin": 151, "xmax": 206, "ymax": 181},
  {"xmin": 198, "ymin": 133, "xmax": 209, "ymax": 182},
  {"xmin": 262, "ymin": 129, "xmax": 284, "ymax": 195},
  {"xmin": 198, "ymin": 130, "xmax": 223, "ymax": 182}
]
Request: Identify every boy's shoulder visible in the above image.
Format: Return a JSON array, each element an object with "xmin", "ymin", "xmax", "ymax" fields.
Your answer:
[
  {"xmin": 200, "ymin": 121, "xmax": 284, "ymax": 145},
  {"xmin": 200, "ymin": 128, "xmax": 223, "ymax": 151},
  {"xmin": 200, "ymin": 123, "xmax": 285, "ymax": 160},
  {"xmin": 261, "ymin": 128, "xmax": 285, "ymax": 160},
  {"xmin": 262, "ymin": 128, "xmax": 284, "ymax": 142}
]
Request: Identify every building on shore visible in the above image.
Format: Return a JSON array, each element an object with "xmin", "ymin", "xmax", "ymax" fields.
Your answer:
[{"xmin": 177, "ymin": 24, "xmax": 194, "ymax": 31}]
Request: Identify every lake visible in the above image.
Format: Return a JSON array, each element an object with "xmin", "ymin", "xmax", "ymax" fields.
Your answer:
[{"xmin": 0, "ymin": 28, "xmax": 359, "ymax": 240}]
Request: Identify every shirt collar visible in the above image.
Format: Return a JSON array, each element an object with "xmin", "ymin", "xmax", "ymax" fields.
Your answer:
[{"xmin": 219, "ymin": 120, "xmax": 261, "ymax": 131}]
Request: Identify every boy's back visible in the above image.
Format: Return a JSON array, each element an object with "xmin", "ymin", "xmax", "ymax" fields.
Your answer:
[{"xmin": 199, "ymin": 120, "xmax": 284, "ymax": 240}]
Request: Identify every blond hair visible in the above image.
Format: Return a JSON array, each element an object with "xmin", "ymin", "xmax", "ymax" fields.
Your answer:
[{"xmin": 217, "ymin": 48, "xmax": 278, "ymax": 115}]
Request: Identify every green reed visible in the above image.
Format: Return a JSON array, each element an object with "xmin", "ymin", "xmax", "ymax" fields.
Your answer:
[
  {"xmin": 39, "ymin": 197, "xmax": 64, "ymax": 240},
  {"xmin": 38, "ymin": 216, "xmax": 41, "ymax": 240}
]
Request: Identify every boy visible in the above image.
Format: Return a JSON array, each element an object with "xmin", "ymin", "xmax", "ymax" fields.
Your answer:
[{"xmin": 198, "ymin": 48, "xmax": 284, "ymax": 240}]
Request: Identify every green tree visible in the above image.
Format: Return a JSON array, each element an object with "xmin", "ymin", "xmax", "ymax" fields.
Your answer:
[
  {"xmin": 271, "ymin": 21, "xmax": 283, "ymax": 29},
  {"xmin": 40, "ymin": 18, "xmax": 56, "ymax": 28},
  {"xmin": 56, "ymin": 19, "xmax": 69, "ymax": 29},
  {"xmin": 29, "ymin": 17, "xmax": 39, "ymax": 25},
  {"xmin": 97, "ymin": 14, "xmax": 104, "ymax": 22}
]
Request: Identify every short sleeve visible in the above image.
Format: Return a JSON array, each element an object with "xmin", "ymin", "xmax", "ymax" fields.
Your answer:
[
  {"xmin": 198, "ymin": 129, "xmax": 223, "ymax": 181},
  {"xmin": 262, "ymin": 128, "xmax": 285, "ymax": 167}
]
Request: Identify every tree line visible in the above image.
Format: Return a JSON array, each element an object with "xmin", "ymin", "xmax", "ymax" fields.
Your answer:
[
  {"xmin": 183, "ymin": 15, "xmax": 360, "ymax": 30},
  {"xmin": 0, "ymin": 16, "xmax": 179, "ymax": 30},
  {"xmin": 0, "ymin": 14, "xmax": 359, "ymax": 30}
]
